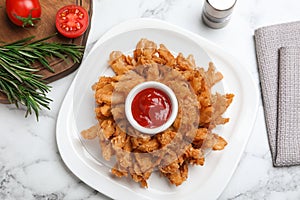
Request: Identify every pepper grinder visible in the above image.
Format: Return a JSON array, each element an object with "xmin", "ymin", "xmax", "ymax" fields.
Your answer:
[{"xmin": 202, "ymin": 0, "xmax": 237, "ymax": 29}]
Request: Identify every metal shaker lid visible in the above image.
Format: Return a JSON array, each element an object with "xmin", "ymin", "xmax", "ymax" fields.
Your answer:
[
  {"xmin": 202, "ymin": 0, "xmax": 237, "ymax": 29},
  {"xmin": 204, "ymin": 0, "xmax": 237, "ymax": 19}
]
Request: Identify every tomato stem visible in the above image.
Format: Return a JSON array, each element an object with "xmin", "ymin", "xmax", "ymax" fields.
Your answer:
[{"xmin": 15, "ymin": 9, "xmax": 40, "ymax": 27}]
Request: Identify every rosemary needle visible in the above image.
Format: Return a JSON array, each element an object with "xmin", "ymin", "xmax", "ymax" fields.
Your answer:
[{"xmin": 0, "ymin": 34, "xmax": 85, "ymax": 120}]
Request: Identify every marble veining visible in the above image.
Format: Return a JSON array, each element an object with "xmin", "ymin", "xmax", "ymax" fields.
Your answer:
[
  {"xmin": 141, "ymin": 0, "xmax": 176, "ymax": 18},
  {"xmin": 1, "ymin": 0, "xmax": 300, "ymax": 199}
]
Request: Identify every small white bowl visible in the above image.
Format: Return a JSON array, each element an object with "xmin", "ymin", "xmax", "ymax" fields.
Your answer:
[{"xmin": 125, "ymin": 81, "xmax": 178, "ymax": 135}]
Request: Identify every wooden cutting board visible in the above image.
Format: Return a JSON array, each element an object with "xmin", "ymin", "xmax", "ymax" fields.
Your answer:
[{"xmin": 0, "ymin": 0, "xmax": 92, "ymax": 104}]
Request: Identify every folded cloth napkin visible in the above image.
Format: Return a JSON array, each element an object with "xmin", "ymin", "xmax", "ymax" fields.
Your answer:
[
  {"xmin": 277, "ymin": 47, "xmax": 300, "ymax": 166},
  {"xmin": 254, "ymin": 21, "xmax": 300, "ymax": 167}
]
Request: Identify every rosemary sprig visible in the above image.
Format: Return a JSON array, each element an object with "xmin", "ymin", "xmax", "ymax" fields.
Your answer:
[{"xmin": 0, "ymin": 34, "xmax": 85, "ymax": 119}]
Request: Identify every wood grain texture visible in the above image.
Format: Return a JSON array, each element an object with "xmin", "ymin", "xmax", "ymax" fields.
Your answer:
[{"xmin": 0, "ymin": 0, "xmax": 92, "ymax": 104}]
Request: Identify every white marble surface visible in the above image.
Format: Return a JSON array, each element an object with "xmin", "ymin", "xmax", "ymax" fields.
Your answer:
[{"xmin": 1, "ymin": 0, "xmax": 300, "ymax": 199}]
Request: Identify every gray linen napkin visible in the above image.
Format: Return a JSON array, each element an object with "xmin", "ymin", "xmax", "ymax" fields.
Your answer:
[
  {"xmin": 254, "ymin": 21, "xmax": 300, "ymax": 167},
  {"xmin": 276, "ymin": 47, "xmax": 300, "ymax": 166}
]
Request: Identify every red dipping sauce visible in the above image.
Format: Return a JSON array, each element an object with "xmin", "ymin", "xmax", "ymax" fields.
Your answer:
[{"xmin": 131, "ymin": 88, "xmax": 172, "ymax": 128}]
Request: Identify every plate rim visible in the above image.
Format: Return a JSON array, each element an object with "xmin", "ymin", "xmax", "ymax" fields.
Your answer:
[{"xmin": 56, "ymin": 18, "xmax": 259, "ymax": 200}]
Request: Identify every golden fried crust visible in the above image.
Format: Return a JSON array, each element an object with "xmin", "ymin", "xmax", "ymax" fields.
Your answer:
[
  {"xmin": 111, "ymin": 166, "xmax": 128, "ymax": 177},
  {"xmin": 80, "ymin": 124, "xmax": 99, "ymax": 140},
  {"xmin": 100, "ymin": 119, "xmax": 115, "ymax": 139},
  {"xmin": 161, "ymin": 161, "xmax": 189, "ymax": 186},
  {"xmin": 109, "ymin": 52, "xmax": 134, "ymax": 75},
  {"xmin": 156, "ymin": 129, "xmax": 177, "ymax": 147},
  {"xmin": 81, "ymin": 38, "xmax": 234, "ymax": 188},
  {"xmin": 212, "ymin": 135, "xmax": 228, "ymax": 150},
  {"xmin": 157, "ymin": 44, "xmax": 175, "ymax": 66}
]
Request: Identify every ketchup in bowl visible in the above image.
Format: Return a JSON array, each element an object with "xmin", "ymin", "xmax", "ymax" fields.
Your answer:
[
  {"xmin": 125, "ymin": 81, "xmax": 178, "ymax": 135},
  {"xmin": 131, "ymin": 88, "xmax": 172, "ymax": 128}
]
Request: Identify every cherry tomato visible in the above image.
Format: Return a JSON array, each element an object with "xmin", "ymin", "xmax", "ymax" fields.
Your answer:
[
  {"xmin": 6, "ymin": 0, "xmax": 41, "ymax": 27},
  {"xmin": 55, "ymin": 5, "xmax": 89, "ymax": 39}
]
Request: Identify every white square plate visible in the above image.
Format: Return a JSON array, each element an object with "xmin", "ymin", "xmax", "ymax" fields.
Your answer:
[{"xmin": 56, "ymin": 18, "xmax": 259, "ymax": 200}]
